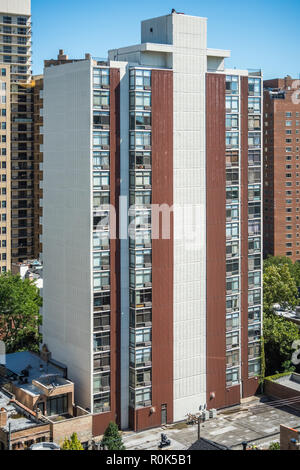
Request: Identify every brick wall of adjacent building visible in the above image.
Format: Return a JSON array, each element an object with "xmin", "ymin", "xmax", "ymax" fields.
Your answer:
[
  {"xmin": 264, "ymin": 77, "xmax": 300, "ymax": 261},
  {"xmin": 264, "ymin": 378, "xmax": 300, "ymax": 411},
  {"xmin": 280, "ymin": 424, "xmax": 300, "ymax": 450}
]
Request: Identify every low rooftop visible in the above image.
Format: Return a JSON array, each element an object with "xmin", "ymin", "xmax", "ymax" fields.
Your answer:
[
  {"xmin": 274, "ymin": 373, "xmax": 300, "ymax": 392},
  {"xmin": 0, "ymin": 389, "xmax": 42, "ymax": 433}
]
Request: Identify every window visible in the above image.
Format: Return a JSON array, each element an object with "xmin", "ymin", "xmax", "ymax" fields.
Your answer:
[
  {"xmin": 93, "ymin": 232, "xmax": 109, "ymax": 250},
  {"xmin": 130, "ymin": 111, "xmax": 151, "ymax": 129},
  {"xmin": 248, "ymin": 359, "xmax": 261, "ymax": 377},
  {"xmin": 46, "ymin": 395, "xmax": 68, "ymax": 416},
  {"xmin": 130, "ymin": 131, "xmax": 151, "ymax": 149},
  {"xmin": 248, "ymin": 168, "xmax": 261, "ymax": 184},
  {"xmin": 226, "ymin": 114, "xmax": 239, "ymax": 130},
  {"xmin": 226, "ymin": 259, "xmax": 239, "ymax": 275},
  {"xmin": 93, "ymin": 171, "xmax": 110, "ymax": 189},
  {"xmin": 248, "ymin": 324, "xmax": 261, "ymax": 342},
  {"xmin": 130, "ymin": 328, "xmax": 151, "ymax": 347},
  {"xmin": 226, "ymin": 205, "xmax": 239, "ymax": 221},
  {"xmin": 226, "ymin": 294, "xmax": 239, "ymax": 312},
  {"xmin": 248, "ymin": 116, "xmax": 261, "ymax": 131},
  {"xmin": 130, "ymin": 387, "xmax": 152, "ymax": 408},
  {"xmin": 93, "ymin": 111, "xmax": 110, "ymax": 127},
  {"xmin": 226, "ymin": 313, "xmax": 239, "ymax": 331},
  {"xmin": 248, "ymin": 306, "xmax": 261, "ymax": 323},
  {"xmin": 248, "ymin": 254, "xmax": 261, "ymax": 271},
  {"xmin": 226, "ymin": 331, "xmax": 239, "ymax": 349},
  {"xmin": 93, "ymin": 192, "xmax": 110, "ymax": 208},
  {"xmin": 130, "ymin": 347, "xmax": 151, "ymax": 367},
  {"xmin": 248, "ymin": 150, "xmax": 261, "ymax": 166},
  {"xmin": 248, "ymin": 78, "xmax": 261, "ymax": 96},
  {"xmin": 130, "ymin": 91, "xmax": 151, "ymax": 110},
  {"xmin": 286, "ymin": 120, "xmax": 292, "ymax": 127},
  {"xmin": 248, "ymin": 97, "xmax": 261, "ymax": 114},
  {"xmin": 93, "ymin": 68, "xmax": 110, "ymax": 87},
  {"xmin": 130, "ymin": 171, "xmax": 151, "ymax": 188},
  {"xmin": 93, "ymin": 90, "xmax": 110, "ymax": 107},
  {"xmin": 248, "ymin": 289, "xmax": 261, "ymax": 306},
  {"xmin": 226, "ymin": 368, "xmax": 239, "ymax": 386},
  {"xmin": 130, "ymin": 69, "xmax": 151, "ymax": 90},
  {"xmin": 130, "ymin": 288, "xmax": 152, "ymax": 308},
  {"xmin": 248, "ymin": 236, "xmax": 261, "ymax": 252},
  {"xmin": 226, "ymin": 223, "xmax": 239, "ymax": 240},
  {"xmin": 93, "ymin": 132, "xmax": 109, "ymax": 147},
  {"xmin": 226, "ymin": 132, "xmax": 239, "ymax": 148},
  {"xmin": 130, "ymin": 368, "xmax": 152, "ymax": 388},
  {"xmin": 130, "ymin": 249, "xmax": 151, "ymax": 268},
  {"xmin": 248, "ymin": 133, "xmax": 261, "ymax": 148},
  {"xmin": 226, "ymin": 186, "xmax": 239, "ymax": 203},
  {"xmin": 226, "ymin": 276, "xmax": 239, "ymax": 293},
  {"xmin": 226, "ymin": 349, "xmax": 239, "ymax": 368},
  {"xmin": 225, "ymin": 75, "xmax": 239, "ymax": 95},
  {"xmin": 93, "ymin": 151, "xmax": 109, "ymax": 169},
  {"xmin": 93, "ymin": 251, "xmax": 110, "ymax": 270},
  {"xmin": 248, "ymin": 184, "xmax": 261, "ymax": 201},
  {"xmin": 94, "ymin": 393, "xmax": 110, "ymax": 413},
  {"xmin": 94, "ymin": 292, "xmax": 110, "ymax": 310},
  {"xmin": 130, "ymin": 190, "xmax": 151, "ymax": 206},
  {"xmin": 248, "ymin": 220, "xmax": 261, "ymax": 236},
  {"xmin": 93, "ymin": 271, "xmax": 110, "ymax": 290},
  {"xmin": 226, "ymin": 96, "xmax": 239, "ymax": 113},
  {"xmin": 130, "ymin": 269, "xmax": 152, "ymax": 288},
  {"xmin": 248, "ymin": 202, "xmax": 261, "ymax": 219},
  {"xmin": 93, "ymin": 332, "xmax": 110, "ymax": 351},
  {"xmin": 93, "ymin": 373, "xmax": 110, "ymax": 393},
  {"xmin": 248, "ymin": 271, "xmax": 261, "ymax": 289}
]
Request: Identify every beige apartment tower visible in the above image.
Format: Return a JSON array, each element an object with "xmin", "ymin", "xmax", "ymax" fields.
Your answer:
[{"xmin": 0, "ymin": 0, "xmax": 33, "ymax": 268}]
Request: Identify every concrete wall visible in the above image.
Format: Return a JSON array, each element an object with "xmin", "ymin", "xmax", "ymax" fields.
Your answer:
[
  {"xmin": 43, "ymin": 60, "xmax": 92, "ymax": 410},
  {"xmin": 167, "ymin": 13, "xmax": 207, "ymax": 421},
  {"xmin": 0, "ymin": 0, "xmax": 30, "ymax": 15}
]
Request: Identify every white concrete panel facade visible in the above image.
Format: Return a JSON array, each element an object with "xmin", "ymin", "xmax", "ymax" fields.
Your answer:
[
  {"xmin": 0, "ymin": 0, "xmax": 30, "ymax": 15},
  {"xmin": 43, "ymin": 60, "xmax": 93, "ymax": 409}
]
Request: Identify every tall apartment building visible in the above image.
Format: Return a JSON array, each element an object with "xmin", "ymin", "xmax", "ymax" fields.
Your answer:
[
  {"xmin": 43, "ymin": 12, "xmax": 263, "ymax": 434},
  {"xmin": 264, "ymin": 77, "xmax": 300, "ymax": 261},
  {"xmin": 0, "ymin": 0, "xmax": 33, "ymax": 266}
]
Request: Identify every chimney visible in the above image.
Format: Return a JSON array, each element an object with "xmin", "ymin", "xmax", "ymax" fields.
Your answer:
[
  {"xmin": 40, "ymin": 344, "xmax": 51, "ymax": 363},
  {"xmin": 85, "ymin": 53, "xmax": 91, "ymax": 60},
  {"xmin": 58, "ymin": 49, "xmax": 68, "ymax": 61},
  {"xmin": 0, "ymin": 408, "xmax": 7, "ymax": 428}
]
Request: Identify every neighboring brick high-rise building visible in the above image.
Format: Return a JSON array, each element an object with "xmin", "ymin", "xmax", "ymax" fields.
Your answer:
[
  {"xmin": 0, "ymin": 0, "xmax": 33, "ymax": 266},
  {"xmin": 43, "ymin": 12, "xmax": 263, "ymax": 434},
  {"xmin": 264, "ymin": 76, "xmax": 300, "ymax": 261}
]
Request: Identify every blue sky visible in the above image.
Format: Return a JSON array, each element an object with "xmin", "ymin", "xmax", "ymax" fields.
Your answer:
[{"xmin": 32, "ymin": 0, "xmax": 300, "ymax": 79}]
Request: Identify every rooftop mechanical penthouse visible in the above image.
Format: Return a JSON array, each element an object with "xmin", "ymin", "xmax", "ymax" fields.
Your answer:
[{"xmin": 43, "ymin": 11, "xmax": 263, "ymax": 434}]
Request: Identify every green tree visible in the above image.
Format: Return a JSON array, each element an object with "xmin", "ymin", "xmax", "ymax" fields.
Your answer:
[
  {"xmin": 268, "ymin": 442, "xmax": 280, "ymax": 450},
  {"xmin": 263, "ymin": 314, "xmax": 299, "ymax": 376},
  {"xmin": 0, "ymin": 272, "xmax": 42, "ymax": 353},
  {"xmin": 264, "ymin": 255, "xmax": 300, "ymax": 287},
  {"xmin": 61, "ymin": 432, "xmax": 84, "ymax": 450},
  {"xmin": 263, "ymin": 264, "xmax": 298, "ymax": 314},
  {"xmin": 101, "ymin": 422, "xmax": 125, "ymax": 450}
]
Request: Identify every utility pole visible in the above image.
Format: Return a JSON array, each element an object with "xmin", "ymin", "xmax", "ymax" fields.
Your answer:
[{"xmin": 8, "ymin": 422, "xmax": 11, "ymax": 450}]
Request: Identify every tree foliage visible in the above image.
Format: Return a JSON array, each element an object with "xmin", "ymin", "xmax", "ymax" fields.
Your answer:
[
  {"xmin": 263, "ymin": 314, "xmax": 299, "ymax": 376},
  {"xmin": 61, "ymin": 432, "xmax": 84, "ymax": 450},
  {"xmin": 101, "ymin": 421, "xmax": 125, "ymax": 450},
  {"xmin": 263, "ymin": 264, "xmax": 298, "ymax": 314},
  {"xmin": 0, "ymin": 272, "xmax": 42, "ymax": 353}
]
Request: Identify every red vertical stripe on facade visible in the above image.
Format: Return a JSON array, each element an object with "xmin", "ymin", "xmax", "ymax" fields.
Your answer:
[
  {"xmin": 206, "ymin": 73, "xmax": 227, "ymax": 409},
  {"xmin": 131, "ymin": 69, "xmax": 174, "ymax": 431},
  {"xmin": 93, "ymin": 68, "xmax": 121, "ymax": 436}
]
